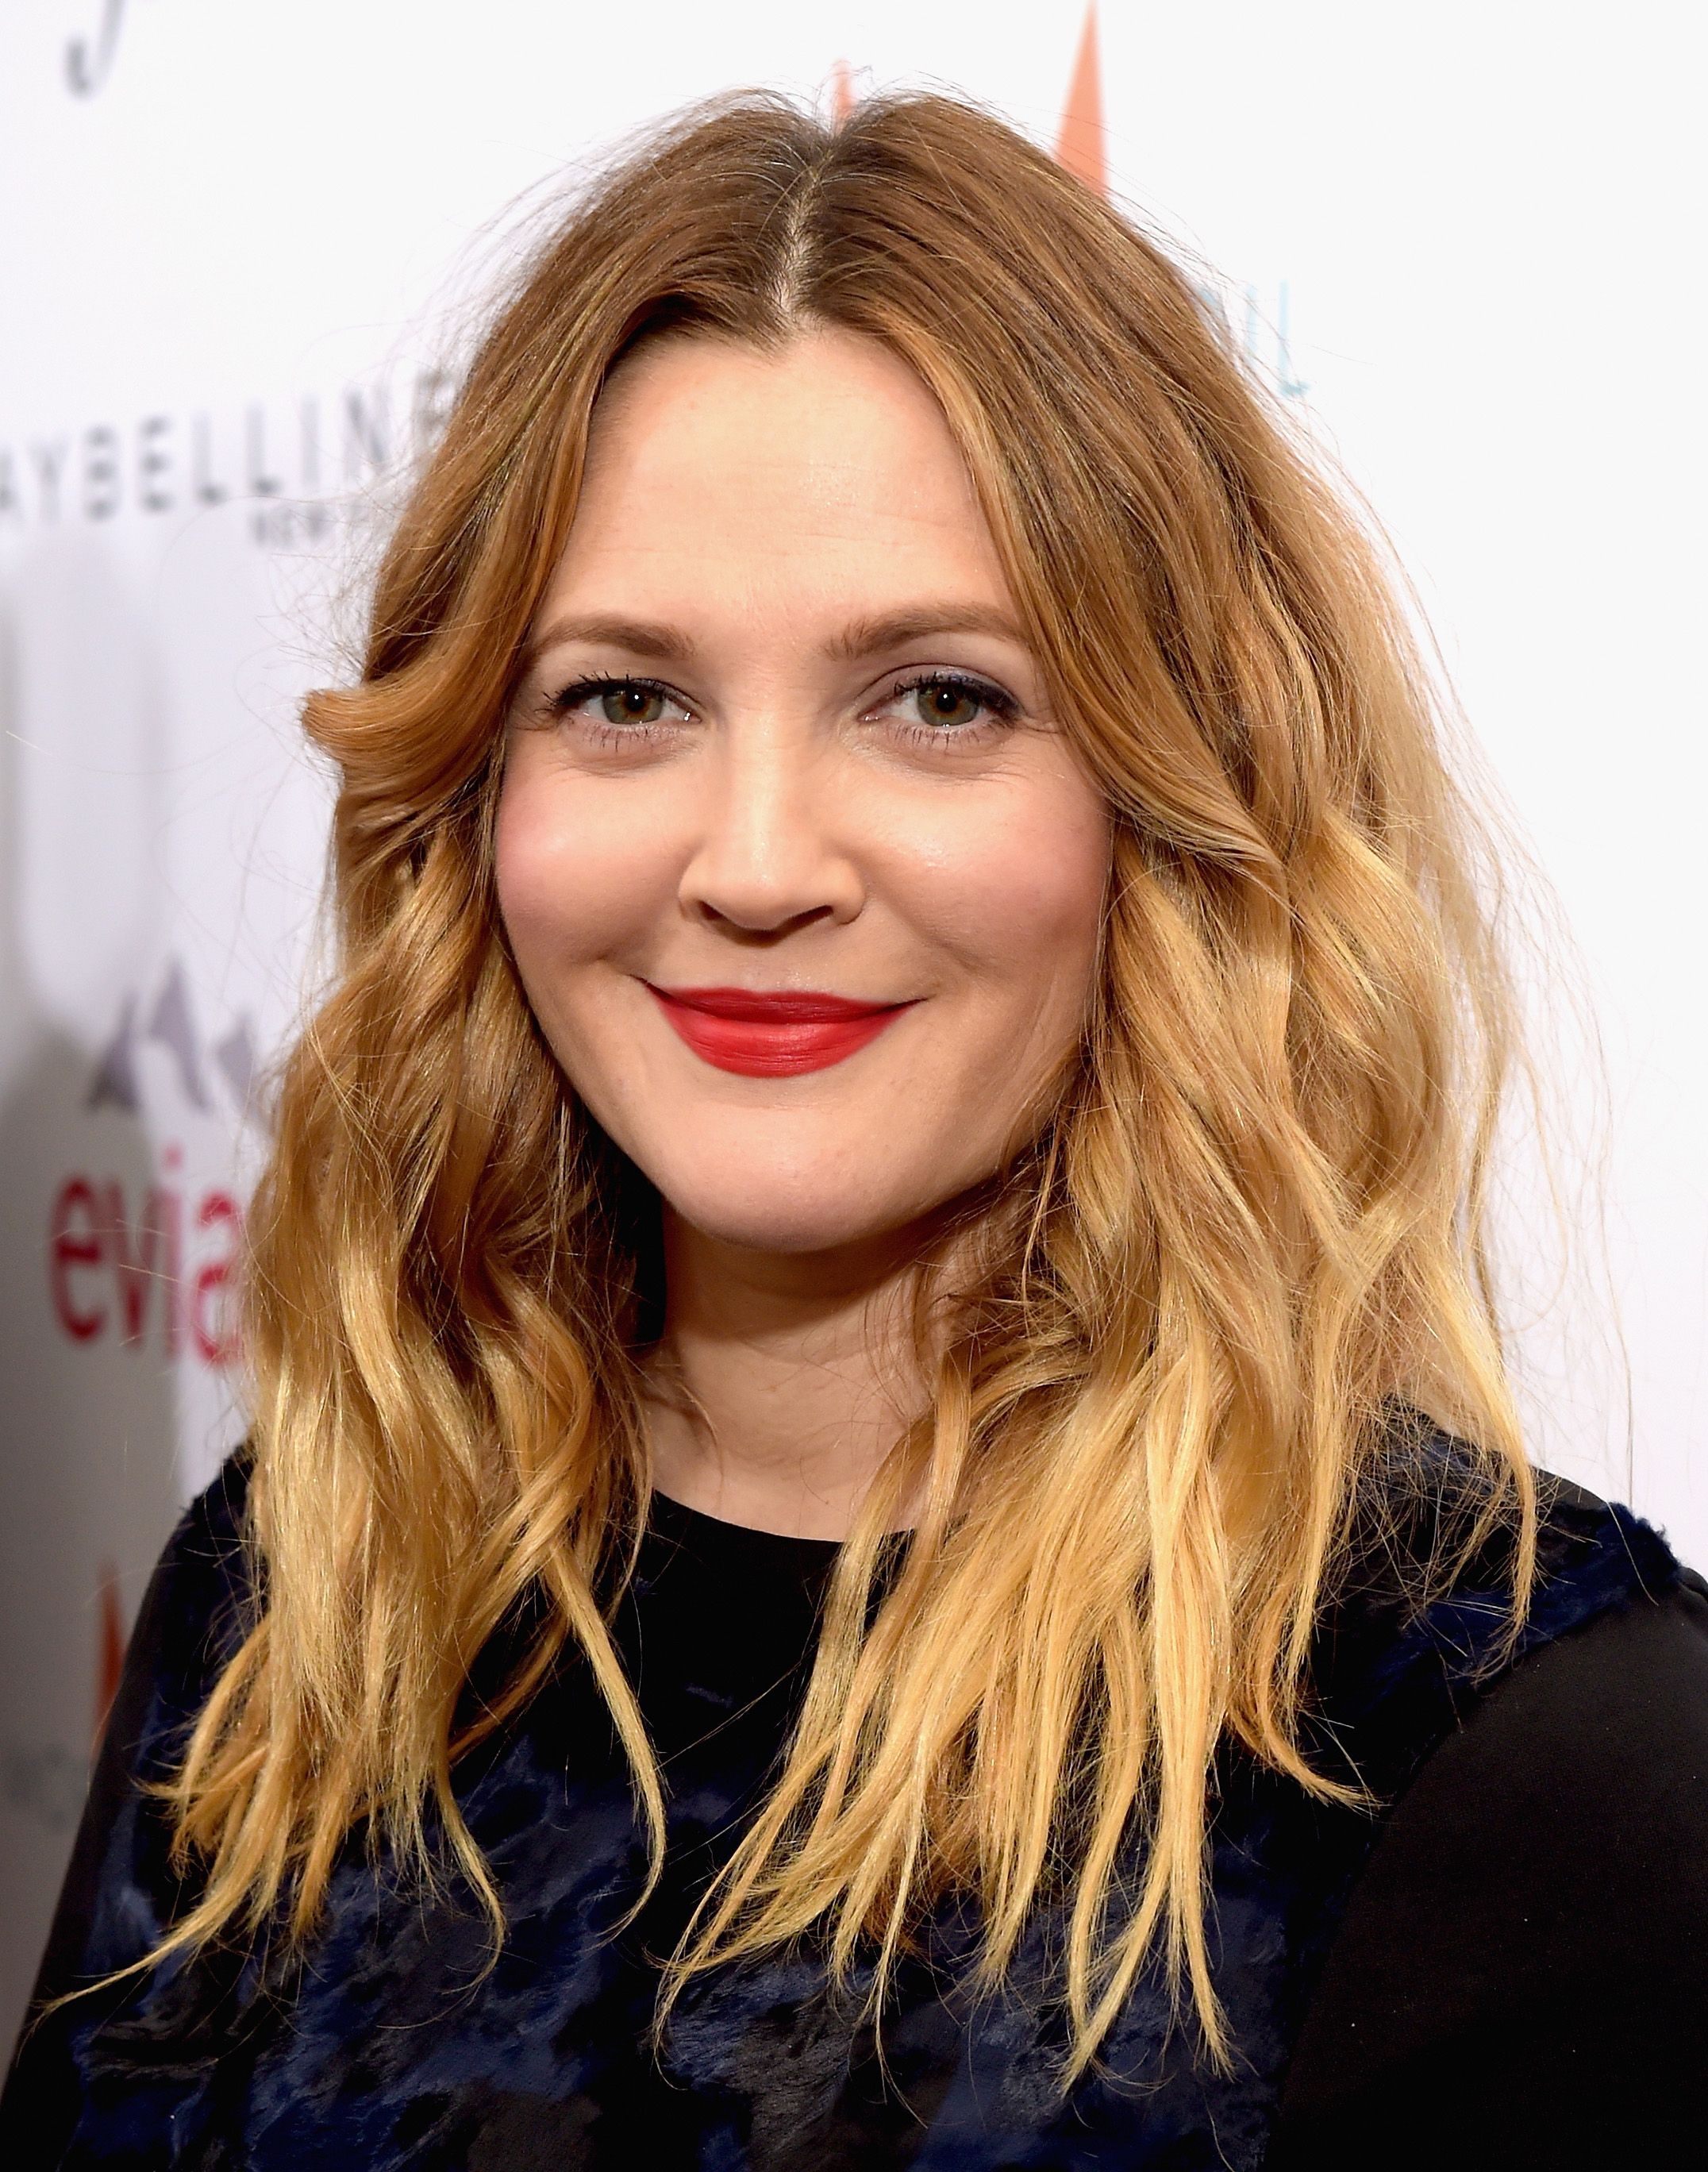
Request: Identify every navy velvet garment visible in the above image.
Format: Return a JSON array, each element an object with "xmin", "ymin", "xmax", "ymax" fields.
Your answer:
[{"xmin": 7, "ymin": 1433, "xmax": 1708, "ymax": 2170}]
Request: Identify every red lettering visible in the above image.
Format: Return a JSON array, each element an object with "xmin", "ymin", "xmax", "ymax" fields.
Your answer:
[
  {"xmin": 156, "ymin": 1154, "xmax": 183, "ymax": 1359},
  {"xmin": 102, "ymin": 1180, "xmax": 163, "ymax": 1345},
  {"xmin": 48, "ymin": 1178, "xmax": 105, "ymax": 1341},
  {"xmin": 50, "ymin": 1165, "xmax": 244, "ymax": 1365},
  {"xmin": 190, "ymin": 1190, "xmax": 243, "ymax": 1366}
]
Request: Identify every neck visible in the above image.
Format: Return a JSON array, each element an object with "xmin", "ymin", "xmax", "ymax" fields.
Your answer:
[{"xmin": 640, "ymin": 1208, "xmax": 932, "ymax": 1540}]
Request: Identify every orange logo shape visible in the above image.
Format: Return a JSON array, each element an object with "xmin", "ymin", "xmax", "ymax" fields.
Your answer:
[
  {"xmin": 1056, "ymin": 6, "xmax": 1106, "ymax": 199},
  {"xmin": 830, "ymin": 58, "xmax": 855, "ymax": 125}
]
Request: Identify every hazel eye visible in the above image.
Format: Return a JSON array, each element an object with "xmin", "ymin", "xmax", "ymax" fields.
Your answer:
[
  {"xmin": 874, "ymin": 672, "xmax": 1018, "ymax": 743},
  {"xmin": 598, "ymin": 684, "xmax": 667, "ymax": 726},
  {"xmin": 911, "ymin": 681, "xmax": 985, "ymax": 729},
  {"xmin": 544, "ymin": 675, "xmax": 687, "ymax": 733}
]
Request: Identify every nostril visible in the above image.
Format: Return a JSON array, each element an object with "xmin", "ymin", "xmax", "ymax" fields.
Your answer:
[
  {"xmin": 689, "ymin": 895, "xmax": 841, "ymax": 939},
  {"xmin": 678, "ymin": 837, "xmax": 865, "ymax": 934}
]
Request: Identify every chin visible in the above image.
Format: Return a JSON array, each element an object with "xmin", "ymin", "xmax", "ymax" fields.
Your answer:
[
  {"xmin": 656, "ymin": 1179, "xmax": 910, "ymax": 1257},
  {"xmin": 636, "ymin": 1121, "xmax": 944, "ymax": 1257}
]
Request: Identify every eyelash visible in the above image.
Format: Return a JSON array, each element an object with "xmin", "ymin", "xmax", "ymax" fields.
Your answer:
[
  {"xmin": 540, "ymin": 670, "xmax": 1021, "ymax": 749},
  {"xmin": 883, "ymin": 671, "xmax": 1020, "ymax": 746},
  {"xmin": 542, "ymin": 675, "xmax": 683, "ymax": 748}
]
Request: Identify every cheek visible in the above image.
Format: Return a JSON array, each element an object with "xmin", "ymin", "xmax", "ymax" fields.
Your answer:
[
  {"xmin": 494, "ymin": 760, "xmax": 667, "ymax": 972},
  {"xmin": 911, "ymin": 777, "xmax": 1110, "ymax": 1011}
]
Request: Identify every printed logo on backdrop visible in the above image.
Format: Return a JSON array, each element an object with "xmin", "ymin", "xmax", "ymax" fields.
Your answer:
[
  {"xmin": 0, "ymin": 323, "xmax": 1303, "ymax": 554},
  {"xmin": 0, "ymin": 1568, "xmax": 128, "ymax": 1835},
  {"xmin": 47, "ymin": 959, "xmax": 257, "ymax": 1369},
  {"xmin": 64, "ymin": 0, "xmax": 137, "ymax": 96},
  {"xmin": 1052, "ymin": 10, "xmax": 1308, "ymax": 397},
  {"xmin": 7, "ymin": 956, "xmax": 251, "ymax": 1843},
  {"xmin": 16, "ymin": 11, "xmax": 1302, "ymax": 555},
  {"xmin": 0, "ymin": 368, "xmax": 461, "ymax": 552}
]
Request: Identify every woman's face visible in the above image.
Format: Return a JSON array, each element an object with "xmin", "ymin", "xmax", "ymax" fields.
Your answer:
[{"xmin": 497, "ymin": 328, "xmax": 1110, "ymax": 1258}]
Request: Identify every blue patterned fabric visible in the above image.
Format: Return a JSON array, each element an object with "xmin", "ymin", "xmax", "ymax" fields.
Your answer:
[{"xmin": 2, "ymin": 1436, "xmax": 1683, "ymax": 2169}]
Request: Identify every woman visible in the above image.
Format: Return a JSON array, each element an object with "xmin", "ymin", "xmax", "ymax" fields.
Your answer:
[{"xmin": 6, "ymin": 90, "xmax": 1706, "ymax": 2171}]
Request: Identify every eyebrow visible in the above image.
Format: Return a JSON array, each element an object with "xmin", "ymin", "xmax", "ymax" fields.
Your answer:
[
  {"xmin": 521, "ymin": 613, "xmax": 696, "ymax": 670},
  {"xmin": 521, "ymin": 603, "xmax": 1031, "ymax": 674},
  {"xmin": 825, "ymin": 605, "xmax": 1030, "ymax": 660}
]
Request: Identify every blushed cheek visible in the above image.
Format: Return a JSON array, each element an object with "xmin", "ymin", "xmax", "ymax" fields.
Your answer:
[
  {"xmin": 495, "ymin": 791, "xmax": 581, "ymax": 975},
  {"xmin": 494, "ymin": 776, "xmax": 655, "ymax": 974},
  {"xmin": 1011, "ymin": 872, "xmax": 1106, "ymax": 1060},
  {"xmin": 941, "ymin": 791, "xmax": 1109, "ymax": 1020}
]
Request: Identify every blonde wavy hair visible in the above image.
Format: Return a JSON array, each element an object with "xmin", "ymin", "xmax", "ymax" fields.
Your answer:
[{"xmin": 155, "ymin": 90, "xmax": 1534, "ymax": 2071}]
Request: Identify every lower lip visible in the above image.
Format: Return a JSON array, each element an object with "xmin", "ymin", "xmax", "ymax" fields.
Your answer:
[{"xmin": 646, "ymin": 989, "xmax": 909, "ymax": 1076}]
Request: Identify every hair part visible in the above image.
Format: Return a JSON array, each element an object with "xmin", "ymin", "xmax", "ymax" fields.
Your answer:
[{"xmin": 140, "ymin": 88, "xmax": 1533, "ymax": 2077}]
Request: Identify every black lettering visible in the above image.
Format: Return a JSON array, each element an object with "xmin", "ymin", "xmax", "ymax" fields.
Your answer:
[
  {"xmin": 343, "ymin": 384, "xmax": 390, "ymax": 484},
  {"xmin": 29, "ymin": 440, "xmax": 70, "ymax": 522},
  {"xmin": 299, "ymin": 395, "xmax": 321, "ymax": 492},
  {"xmin": 83, "ymin": 426, "xmax": 120, "ymax": 519},
  {"xmin": 410, "ymin": 368, "xmax": 459, "ymax": 456},
  {"xmin": 245, "ymin": 406, "xmax": 283, "ymax": 498},
  {"xmin": 191, "ymin": 412, "xmax": 229, "ymax": 505},
  {"xmin": 137, "ymin": 414, "xmax": 174, "ymax": 513}
]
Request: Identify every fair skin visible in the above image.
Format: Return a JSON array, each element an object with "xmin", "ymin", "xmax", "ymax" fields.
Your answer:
[{"xmin": 497, "ymin": 328, "xmax": 1110, "ymax": 1538}]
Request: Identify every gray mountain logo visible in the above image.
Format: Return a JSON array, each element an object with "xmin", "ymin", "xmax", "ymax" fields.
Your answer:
[{"xmin": 87, "ymin": 958, "xmax": 260, "ymax": 1121}]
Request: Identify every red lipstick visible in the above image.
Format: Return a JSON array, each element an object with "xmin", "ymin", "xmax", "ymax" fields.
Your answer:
[{"xmin": 644, "ymin": 983, "xmax": 912, "ymax": 1076}]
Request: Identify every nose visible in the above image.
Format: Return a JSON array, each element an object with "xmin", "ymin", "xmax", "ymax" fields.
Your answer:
[{"xmin": 678, "ymin": 721, "xmax": 865, "ymax": 938}]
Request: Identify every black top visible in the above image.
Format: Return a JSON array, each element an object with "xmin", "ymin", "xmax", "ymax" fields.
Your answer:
[{"xmin": 6, "ymin": 1448, "xmax": 1708, "ymax": 2169}]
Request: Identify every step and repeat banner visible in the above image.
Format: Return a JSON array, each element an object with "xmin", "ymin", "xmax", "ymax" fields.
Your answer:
[{"xmin": 2, "ymin": 0, "xmax": 1702, "ymax": 2039}]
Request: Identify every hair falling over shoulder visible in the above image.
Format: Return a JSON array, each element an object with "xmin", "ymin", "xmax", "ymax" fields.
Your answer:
[{"xmin": 150, "ymin": 90, "xmax": 1535, "ymax": 2074}]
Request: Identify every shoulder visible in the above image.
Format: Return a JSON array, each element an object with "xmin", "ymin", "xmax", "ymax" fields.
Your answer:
[
  {"xmin": 118, "ymin": 1446, "xmax": 256, "ymax": 1769},
  {"xmin": 1307, "ymin": 1418, "xmax": 1685, "ymax": 1797},
  {"xmin": 1273, "ymin": 1438, "xmax": 1708, "ymax": 2166},
  {"xmin": 152, "ymin": 1444, "xmax": 253, "ymax": 1616}
]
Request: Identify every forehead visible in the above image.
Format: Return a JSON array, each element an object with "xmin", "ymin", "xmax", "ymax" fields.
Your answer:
[{"xmin": 543, "ymin": 329, "xmax": 1010, "ymax": 620}]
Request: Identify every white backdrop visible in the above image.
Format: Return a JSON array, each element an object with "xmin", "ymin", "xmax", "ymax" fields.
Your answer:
[{"xmin": 2, "ymin": 0, "xmax": 1702, "ymax": 2046}]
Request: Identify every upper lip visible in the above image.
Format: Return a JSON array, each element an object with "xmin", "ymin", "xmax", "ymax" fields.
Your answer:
[{"xmin": 643, "ymin": 983, "xmax": 911, "ymax": 1022}]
